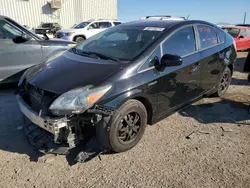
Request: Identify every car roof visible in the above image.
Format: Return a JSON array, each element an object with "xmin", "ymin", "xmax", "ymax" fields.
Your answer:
[
  {"xmin": 223, "ymin": 25, "xmax": 249, "ymax": 29},
  {"xmin": 119, "ymin": 20, "xmax": 215, "ymax": 29}
]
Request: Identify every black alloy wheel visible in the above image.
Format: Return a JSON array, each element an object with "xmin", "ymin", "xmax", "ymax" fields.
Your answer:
[{"xmin": 118, "ymin": 112, "xmax": 141, "ymax": 144}]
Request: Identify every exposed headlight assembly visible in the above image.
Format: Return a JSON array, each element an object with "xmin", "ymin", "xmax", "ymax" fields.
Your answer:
[{"xmin": 49, "ymin": 84, "xmax": 112, "ymax": 115}]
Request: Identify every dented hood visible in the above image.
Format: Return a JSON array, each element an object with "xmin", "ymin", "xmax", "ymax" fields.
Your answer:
[{"xmin": 24, "ymin": 51, "xmax": 124, "ymax": 94}]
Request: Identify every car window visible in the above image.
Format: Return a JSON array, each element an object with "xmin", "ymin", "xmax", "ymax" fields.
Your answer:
[
  {"xmin": 0, "ymin": 20, "xmax": 22, "ymax": 39},
  {"xmin": 75, "ymin": 26, "xmax": 164, "ymax": 61},
  {"xmin": 240, "ymin": 29, "xmax": 247, "ymax": 37},
  {"xmin": 247, "ymin": 29, "xmax": 250, "ymax": 36},
  {"xmin": 73, "ymin": 22, "xmax": 90, "ymax": 29},
  {"xmin": 89, "ymin": 22, "xmax": 101, "ymax": 29},
  {"xmin": 216, "ymin": 28, "xmax": 225, "ymax": 43},
  {"xmin": 140, "ymin": 46, "xmax": 161, "ymax": 70},
  {"xmin": 162, "ymin": 26, "xmax": 196, "ymax": 57},
  {"xmin": 99, "ymin": 22, "xmax": 112, "ymax": 29},
  {"xmin": 222, "ymin": 28, "xmax": 240, "ymax": 38},
  {"xmin": 114, "ymin": 22, "xmax": 122, "ymax": 26},
  {"xmin": 197, "ymin": 25, "xmax": 218, "ymax": 49}
]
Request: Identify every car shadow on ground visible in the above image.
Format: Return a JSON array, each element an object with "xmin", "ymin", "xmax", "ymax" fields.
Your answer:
[{"xmin": 179, "ymin": 93, "xmax": 250, "ymax": 126}]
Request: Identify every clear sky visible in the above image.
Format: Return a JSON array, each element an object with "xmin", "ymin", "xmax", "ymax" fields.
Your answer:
[{"xmin": 118, "ymin": 0, "xmax": 250, "ymax": 24}]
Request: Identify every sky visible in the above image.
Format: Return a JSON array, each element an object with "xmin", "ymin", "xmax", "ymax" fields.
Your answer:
[{"xmin": 118, "ymin": 0, "xmax": 250, "ymax": 24}]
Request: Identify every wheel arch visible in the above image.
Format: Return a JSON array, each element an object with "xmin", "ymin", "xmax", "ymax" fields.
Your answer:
[{"xmin": 103, "ymin": 89, "xmax": 155, "ymax": 125}]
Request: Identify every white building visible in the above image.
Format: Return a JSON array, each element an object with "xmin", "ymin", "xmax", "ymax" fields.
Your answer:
[{"xmin": 0, "ymin": 0, "xmax": 117, "ymax": 29}]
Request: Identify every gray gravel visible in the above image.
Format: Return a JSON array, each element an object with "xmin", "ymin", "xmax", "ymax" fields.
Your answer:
[{"xmin": 0, "ymin": 52, "xmax": 249, "ymax": 188}]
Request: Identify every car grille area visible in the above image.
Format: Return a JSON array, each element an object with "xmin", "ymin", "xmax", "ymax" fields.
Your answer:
[{"xmin": 21, "ymin": 83, "xmax": 58, "ymax": 117}]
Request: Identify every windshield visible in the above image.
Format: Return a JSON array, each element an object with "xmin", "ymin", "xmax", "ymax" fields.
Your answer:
[
  {"xmin": 73, "ymin": 22, "xmax": 90, "ymax": 29},
  {"xmin": 222, "ymin": 28, "xmax": 240, "ymax": 37},
  {"xmin": 74, "ymin": 26, "xmax": 165, "ymax": 61}
]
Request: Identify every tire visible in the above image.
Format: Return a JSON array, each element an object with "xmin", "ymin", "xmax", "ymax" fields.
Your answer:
[
  {"xmin": 75, "ymin": 36, "xmax": 85, "ymax": 43},
  {"xmin": 96, "ymin": 99, "xmax": 147, "ymax": 153},
  {"xmin": 213, "ymin": 67, "xmax": 232, "ymax": 97}
]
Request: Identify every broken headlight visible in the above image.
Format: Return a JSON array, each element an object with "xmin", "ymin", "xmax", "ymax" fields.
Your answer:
[{"xmin": 49, "ymin": 84, "xmax": 112, "ymax": 115}]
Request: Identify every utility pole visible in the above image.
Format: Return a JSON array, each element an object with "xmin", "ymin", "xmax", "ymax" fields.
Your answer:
[{"xmin": 243, "ymin": 12, "xmax": 247, "ymax": 24}]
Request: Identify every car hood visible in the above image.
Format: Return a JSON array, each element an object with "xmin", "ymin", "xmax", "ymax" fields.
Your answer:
[
  {"xmin": 39, "ymin": 39, "xmax": 76, "ymax": 46},
  {"xmin": 24, "ymin": 51, "xmax": 124, "ymax": 94},
  {"xmin": 57, "ymin": 29, "xmax": 77, "ymax": 33}
]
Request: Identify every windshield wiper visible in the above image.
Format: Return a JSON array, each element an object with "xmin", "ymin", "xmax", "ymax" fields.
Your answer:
[{"xmin": 83, "ymin": 51, "xmax": 120, "ymax": 62}]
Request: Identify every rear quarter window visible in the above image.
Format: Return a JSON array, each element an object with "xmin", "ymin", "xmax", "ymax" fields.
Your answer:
[
  {"xmin": 197, "ymin": 25, "xmax": 218, "ymax": 49},
  {"xmin": 216, "ymin": 28, "xmax": 226, "ymax": 43}
]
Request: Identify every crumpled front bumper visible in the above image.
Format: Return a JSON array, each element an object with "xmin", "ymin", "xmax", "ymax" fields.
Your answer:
[
  {"xmin": 16, "ymin": 95, "xmax": 76, "ymax": 154},
  {"xmin": 17, "ymin": 95, "xmax": 68, "ymax": 135}
]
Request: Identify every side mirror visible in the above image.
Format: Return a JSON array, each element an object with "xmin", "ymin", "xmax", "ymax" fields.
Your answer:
[
  {"xmin": 161, "ymin": 54, "xmax": 183, "ymax": 67},
  {"xmin": 12, "ymin": 35, "xmax": 29, "ymax": 44},
  {"xmin": 239, "ymin": 35, "xmax": 244, "ymax": 39}
]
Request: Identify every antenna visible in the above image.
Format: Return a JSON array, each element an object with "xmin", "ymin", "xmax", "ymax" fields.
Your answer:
[
  {"xmin": 186, "ymin": 14, "xmax": 190, "ymax": 20},
  {"xmin": 243, "ymin": 12, "xmax": 247, "ymax": 24}
]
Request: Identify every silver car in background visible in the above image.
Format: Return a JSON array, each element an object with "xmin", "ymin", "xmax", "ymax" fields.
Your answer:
[{"xmin": 0, "ymin": 15, "xmax": 76, "ymax": 83}]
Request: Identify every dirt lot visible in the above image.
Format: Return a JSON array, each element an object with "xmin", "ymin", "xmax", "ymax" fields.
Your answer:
[{"xmin": 0, "ymin": 52, "xmax": 250, "ymax": 188}]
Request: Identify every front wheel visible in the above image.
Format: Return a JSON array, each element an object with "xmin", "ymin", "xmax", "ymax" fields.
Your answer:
[
  {"xmin": 96, "ymin": 99, "xmax": 147, "ymax": 153},
  {"xmin": 74, "ymin": 36, "xmax": 85, "ymax": 43},
  {"xmin": 213, "ymin": 67, "xmax": 232, "ymax": 97}
]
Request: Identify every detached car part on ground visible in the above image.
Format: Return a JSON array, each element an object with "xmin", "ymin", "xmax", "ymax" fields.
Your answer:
[
  {"xmin": 0, "ymin": 15, "xmax": 76, "ymax": 83},
  {"xmin": 16, "ymin": 18, "xmax": 237, "ymax": 162}
]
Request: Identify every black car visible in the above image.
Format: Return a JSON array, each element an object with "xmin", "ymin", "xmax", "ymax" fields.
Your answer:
[
  {"xmin": 34, "ymin": 22, "xmax": 61, "ymax": 36},
  {"xmin": 16, "ymin": 19, "xmax": 237, "ymax": 161}
]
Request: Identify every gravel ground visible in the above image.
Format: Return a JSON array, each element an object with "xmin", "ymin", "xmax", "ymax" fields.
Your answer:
[{"xmin": 0, "ymin": 52, "xmax": 250, "ymax": 188}]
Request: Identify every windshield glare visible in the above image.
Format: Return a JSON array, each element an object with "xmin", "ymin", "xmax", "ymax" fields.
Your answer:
[
  {"xmin": 73, "ymin": 22, "xmax": 90, "ymax": 29},
  {"xmin": 222, "ymin": 28, "xmax": 240, "ymax": 38},
  {"xmin": 75, "ymin": 26, "xmax": 164, "ymax": 61}
]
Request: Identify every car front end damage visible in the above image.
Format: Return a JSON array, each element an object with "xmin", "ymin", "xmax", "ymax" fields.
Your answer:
[{"xmin": 16, "ymin": 81, "xmax": 114, "ymax": 161}]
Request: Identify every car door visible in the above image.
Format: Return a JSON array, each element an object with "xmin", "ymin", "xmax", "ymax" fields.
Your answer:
[
  {"xmin": 157, "ymin": 25, "xmax": 204, "ymax": 117},
  {"xmin": 246, "ymin": 29, "xmax": 250, "ymax": 49},
  {"xmin": 0, "ymin": 18, "xmax": 43, "ymax": 82},
  {"xmin": 236, "ymin": 29, "xmax": 248, "ymax": 50},
  {"xmin": 196, "ymin": 24, "xmax": 222, "ymax": 92}
]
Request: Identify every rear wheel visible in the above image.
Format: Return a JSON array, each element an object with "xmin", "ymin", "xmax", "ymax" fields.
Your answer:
[
  {"xmin": 96, "ymin": 99, "xmax": 147, "ymax": 153},
  {"xmin": 213, "ymin": 67, "xmax": 232, "ymax": 97}
]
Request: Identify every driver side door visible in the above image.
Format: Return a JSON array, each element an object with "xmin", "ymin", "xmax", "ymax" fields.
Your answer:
[{"xmin": 0, "ymin": 18, "xmax": 43, "ymax": 82}]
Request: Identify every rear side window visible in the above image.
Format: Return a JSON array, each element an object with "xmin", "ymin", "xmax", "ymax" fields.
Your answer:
[
  {"xmin": 197, "ymin": 25, "xmax": 218, "ymax": 49},
  {"xmin": 216, "ymin": 28, "xmax": 226, "ymax": 43},
  {"xmin": 162, "ymin": 26, "xmax": 196, "ymax": 57},
  {"xmin": 99, "ymin": 22, "xmax": 112, "ymax": 29}
]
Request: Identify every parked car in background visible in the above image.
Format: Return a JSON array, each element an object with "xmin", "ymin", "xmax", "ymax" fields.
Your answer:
[
  {"xmin": 17, "ymin": 18, "xmax": 236, "ymax": 161},
  {"xmin": 0, "ymin": 15, "xmax": 76, "ymax": 83},
  {"xmin": 140, "ymin": 15, "xmax": 186, "ymax": 20},
  {"xmin": 56, "ymin": 19, "xmax": 121, "ymax": 43},
  {"xmin": 236, "ymin": 24, "xmax": 250, "ymax": 27},
  {"xmin": 222, "ymin": 26, "xmax": 250, "ymax": 51},
  {"xmin": 34, "ymin": 22, "xmax": 61, "ymax": 36}
]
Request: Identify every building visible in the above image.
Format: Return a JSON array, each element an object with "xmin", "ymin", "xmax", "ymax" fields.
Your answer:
[{"xmin": 0, "ymin": 0, "xmax": 117, "ymax": 29}]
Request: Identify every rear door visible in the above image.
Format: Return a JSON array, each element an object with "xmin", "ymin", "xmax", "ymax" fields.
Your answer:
[
  {"xmin": 196, "ymin": 24, "xmax": 223, "ymax": 92},
  {"xmin": 246, "ymin": 29, "xmax": 250, "ymax": 49},
  {"xmin": 157, "ymin": 25, "xmax": 204, "ymax": 116},
  {"xmin": 0, "ymin": 18, "xmax": 43, "ymax": 82}
]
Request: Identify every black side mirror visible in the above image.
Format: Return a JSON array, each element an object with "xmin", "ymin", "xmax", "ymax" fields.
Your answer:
[
  {"xmin": 239, "ymin": 35, "xmax": 244, "ymax": 39},
  {"xmin": 12, "ymin": 35, "xmax": 28, "ymax": 44},
  {"xmin": 161, "ymin": 54, "xmax": 183, "ymax": 67}
]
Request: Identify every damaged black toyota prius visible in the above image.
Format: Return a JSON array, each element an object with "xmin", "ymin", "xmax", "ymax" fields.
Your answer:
[{"xmin": 16, "ymin": 17, "xmax": 237, "ymax": 161}]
